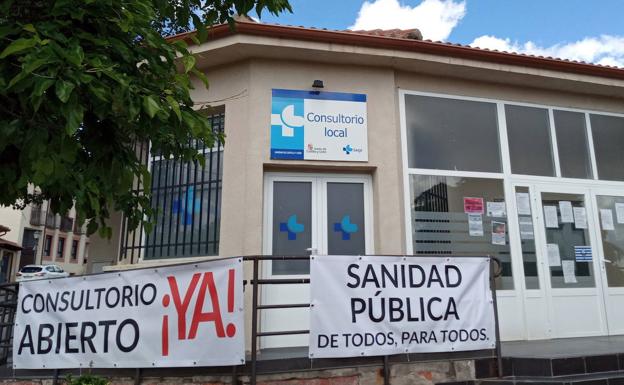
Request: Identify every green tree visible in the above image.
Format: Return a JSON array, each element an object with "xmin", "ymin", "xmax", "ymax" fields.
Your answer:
[{"xmin": 0, "ymin": 0, "xmax": 291, "ymax": 236}]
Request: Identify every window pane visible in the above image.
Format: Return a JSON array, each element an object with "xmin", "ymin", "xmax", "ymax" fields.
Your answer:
[
  {"xmin": 590, "ymin": 114, "xmax": 624, "ymax": 181},
  {"xmin": 596, "ymin": 195, "xmax": 624, "ymax": 287},
  {"xmin": 57, "ymin": 238, "xmax": 65, "ymax": 258},
  {"xmin": 541, "ymin": 192, "xmax": 595, "ymax": 289},
  {"xmin": 327, "ymin": 183, "xmax": 366, "ymax": 255},
  {"xmin": 405, "ymin": 95, "xmax": 502, "ymax": 172},
  {"xmin": 272, "ymin": 182, "xmax": 312, "ymax": 275},
  {"xmin": 409, "ymin": 175, "xmax": 512, "ymax": 290},
  {"xmin": 554, "ymin": 110, "xmax": 593, "ymax": 179},
  {"xmin": 515, "ymin": 186, "xmax": 539, "ymax": 289},
  {"xmin": 506, "ymin": 105, "xmax": 555, "ymax": 176}
]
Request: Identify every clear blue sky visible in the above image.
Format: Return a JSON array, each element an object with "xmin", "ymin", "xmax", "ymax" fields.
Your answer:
[{"xmin": 260, "ymin": 0, "xmax": 624, "ymax": 47}]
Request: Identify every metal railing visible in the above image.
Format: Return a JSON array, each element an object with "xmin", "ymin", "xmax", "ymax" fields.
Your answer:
[
  {"xmin": 0, "ymin": 255, "xmax": 503, "ymax": 385},
  {"xmin": 0, "ymin": 284, "xmax": 17, "ymax": 367},
  {"xmin": 245, "ymin": 255, "xmax": 504, "ymax": 385}
]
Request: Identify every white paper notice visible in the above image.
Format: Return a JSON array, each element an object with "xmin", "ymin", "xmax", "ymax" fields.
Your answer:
[
  {"xmin": 516, "ymin": 193, "xmax": 531, "ymax": 215},
  {"xmin": 487, "ymin": 201, "xmax": 506, "ymax": 218},
  {"xmin": 518, "ymin": 216, "xmax": 534, "ymax": 240},
  {"xmin": 559, "ymin": 201, "xmax": 574, "ymax": 223},
  {"xmin": 616, "ymin": 203, "xmax": 624, "ymax": 224},
  {"xmin": 573, "ymin": 207, "xmax": 588, "ymax": 229},
  {"xmin": 562, "ymin": 260, "xmax": 577, "ymax": 284},
  {"xmin": 491, "ymin": 221, "xmax": 506, "ymax": 245},
  {"xmin": 547, "ymin": 243, "xmax": 561, "ymax": 267},
  {"xmin": 600, "ymin": 209, "xmax": 615, "ymax": 231},
  {"xmin": 468, "ymin": 214, "xmax": 484, "ymax": 236},
  {"xmin": 544, "ymin": 206, "xmax": 559, "ymax": 228}
]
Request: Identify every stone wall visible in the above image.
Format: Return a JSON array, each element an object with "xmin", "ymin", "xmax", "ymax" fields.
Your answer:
[{"xmin": 0, "ymin": 359, "xmax": 475, "ymax": 385}]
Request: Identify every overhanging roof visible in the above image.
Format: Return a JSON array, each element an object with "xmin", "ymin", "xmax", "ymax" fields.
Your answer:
[{"xmin": 169, "ymin": 21, "xmax": 624, "ymax": 82}]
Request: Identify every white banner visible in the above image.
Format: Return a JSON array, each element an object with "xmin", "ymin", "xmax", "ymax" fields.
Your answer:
[
  {"xmin": 309, "ymin": 256, "xmax": 495, "ymax": 358},
  {"xmin": 13, "ymin": 258, "xmax": 244, "ymax": 369}
]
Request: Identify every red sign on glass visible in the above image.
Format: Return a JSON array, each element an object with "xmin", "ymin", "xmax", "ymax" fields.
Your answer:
[{"xmin": 463, "ymin": 197, "xmax": 484, "ymax": 214}]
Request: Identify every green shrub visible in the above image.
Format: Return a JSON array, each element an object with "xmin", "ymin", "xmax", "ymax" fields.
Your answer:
[{"xmin": 65, "ymin": 374, "xmax": 109, "ymax": 385}]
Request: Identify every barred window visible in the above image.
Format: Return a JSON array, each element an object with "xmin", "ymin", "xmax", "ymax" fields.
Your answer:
[{"xmin": 120, "ymin": 107, "xmax": 224, "ymax": 262}]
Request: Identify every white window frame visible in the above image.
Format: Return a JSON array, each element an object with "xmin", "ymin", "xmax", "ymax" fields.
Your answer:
[{"xmin": 399, "ymin": 89, "xmax": 624, "ymax": 293}]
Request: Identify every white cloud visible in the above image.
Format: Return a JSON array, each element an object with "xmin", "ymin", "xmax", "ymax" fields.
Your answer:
[
  {"xmin": 470, "ymin": 34, "xmax": 624, "ymax": 68},
  {"xmin": 349, "ymin": 0, "xmax": 466, "ymax": 41}
]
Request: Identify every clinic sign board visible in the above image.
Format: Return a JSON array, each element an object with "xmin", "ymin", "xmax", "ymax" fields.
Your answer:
[{"xmin": 270, "ymin": 89, "xmax": 368, "ymax": 161}]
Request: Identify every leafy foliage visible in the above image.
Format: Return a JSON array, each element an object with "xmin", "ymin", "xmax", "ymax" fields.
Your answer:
[
  {"xmin": 0, "ymin": 0, "xmax": 291, "ymax": 236},
  {"xmin": 65, "ymin": 374, "xmax": 109, "ymax": 385}
]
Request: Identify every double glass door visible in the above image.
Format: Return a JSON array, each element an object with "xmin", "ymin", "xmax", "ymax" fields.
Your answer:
[
  {"xmin": 513, "ymin": 182, "xmax": 624, "ymax": 338},
  {"xmin": 261, "ymin": 173, "xmax": 373, "ymax": 348}
]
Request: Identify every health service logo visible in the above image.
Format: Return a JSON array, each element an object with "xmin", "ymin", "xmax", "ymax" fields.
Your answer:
[
  {"xmin": 270, "ymin": 96, "xmax": 305, "ymax": 159},
  {"xmin": 271, "ymin": 104, "xmax": 304, "ymax": 138},
  {"xmin": 279, "ymin": 214, "xmax": 304, "ymax": 240},
  {"xmin": 334, "ymin": 215, "xmax": 358, "ymax": 240},
  {"xmin": 343, "ymin": 145, "xmax": 353, "ymax": 155}
]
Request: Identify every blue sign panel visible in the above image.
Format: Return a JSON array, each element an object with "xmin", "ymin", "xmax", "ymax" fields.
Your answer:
[{"xmin": 270, "ymin": 89, "xmax": 368, "ymax": 161}]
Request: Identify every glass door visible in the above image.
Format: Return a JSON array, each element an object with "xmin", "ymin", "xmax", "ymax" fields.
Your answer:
[
  {"xmin": 511, "ymin": 184, "xmax": 550, "ymax": 339},
  {"xmin": 591, "ymin": 190, "xmax": 624, "ymax": 335},
  {"xmin": 535, "ymin": 186, "xmax": 608, "ymax": 338},
  {"xmin": 261, "ymin": 173, "xmax": 373, "ymax": 348}
]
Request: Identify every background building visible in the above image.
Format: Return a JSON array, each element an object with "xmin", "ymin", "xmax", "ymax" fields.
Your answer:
[{"xmin": 0, "ymin": 200, "xmax": 90, "ymax": 279}]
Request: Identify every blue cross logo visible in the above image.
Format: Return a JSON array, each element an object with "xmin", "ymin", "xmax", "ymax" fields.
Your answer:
[
  {"xmin": 279, "ymin": 214, "xmax": 304, "ymax": 240},
  {"xmin": 343, "ymin": 144, "xmax": 353, "ymax": 155},
  {"xmin": 334, "ymin": 215, "xmax": 358, "ymax": 240},
  {"xmin": 172, "ymin": 187, "xmax": 201, "ymax": 225}
]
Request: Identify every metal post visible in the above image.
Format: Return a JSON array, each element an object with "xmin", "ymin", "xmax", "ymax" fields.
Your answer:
[
  {"xmin": 489, "ymin": 258, "xmax": 503, "ymax": 378},
  {"xmin": 231, "ymin": 364, "xmax": 238, "ymax": 385},
  {"xmin": 382, "ymin": 356, "xmax": 390, "ymax": 385},
  {"xmin": 52, "ymin": 369, "xmax": 59, "ymax": 385},
  {"xmin": 250, "ymin": 259, "xmax": 259, "ymax": 385},
  {"xmin": 134, "ymin": 368, "xmax": 141, "ymax": 385}
]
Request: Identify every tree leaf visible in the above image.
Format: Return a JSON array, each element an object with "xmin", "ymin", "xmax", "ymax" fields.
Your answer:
[
  {"xmin": 0, "ymin": 37, "xmax": 37, "ymax": 58},
  {"xmin": 65, "ymin": 105, "xmax": 84, "ymax": 135},
  {"xmin": 181, "ymin": 54, "xmax": 195, "ymax": 73},
  {"xmin": 191, "ymin": 68, "xmax": 209, "ymax": 88},
  {"xmin": 166, "ymin": 95, "xmax": 181, "ymax": 121},
  {"xmin": 32, "ymin": 78, "xmax": 55, "ymax": 97},
  {"xmin": 55, "ymin": 80, "xmax": 75, "ymax": 103},
  {"xmin": 65, "ymin": 43, "xmax": 84, "ymax": 66},
  {"xmin": 23, "ymin": 24, "xmax": 37, "ymax": 33},
  {"xmin": 142, "ymin": 95, "xmax": 160, "ymax": 118}
]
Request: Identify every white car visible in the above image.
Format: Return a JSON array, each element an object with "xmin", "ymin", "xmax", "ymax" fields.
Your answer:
[{"xmin": 16, "ymin": 264, "xmax": 70, "ymax": 282}]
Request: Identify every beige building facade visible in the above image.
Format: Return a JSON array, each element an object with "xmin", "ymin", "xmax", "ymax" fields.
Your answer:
[{"xmin": 94, "ymin": 21, "xmax": 624, "ymax": 346}]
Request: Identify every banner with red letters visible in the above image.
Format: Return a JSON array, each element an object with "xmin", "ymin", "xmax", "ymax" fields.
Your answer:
[{"xmin": 13, "ymin": 258, "xmax": 244, "ymax": 369}]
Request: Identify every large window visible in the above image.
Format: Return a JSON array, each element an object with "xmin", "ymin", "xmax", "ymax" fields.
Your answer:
[
  {"xmin": 590, "ymin": 114, "xmax": 624, "ymax": 181},
  {"xmin": 408, "ymin": 175, "xmax": 513, "ymax": 290},
  {"xmin": 120, "ymin": 108, "xmax": 224, "ymax": 262},
  {"xmin": 505, "ymin": 105, "xmax": 555, "ymax": 177},
  {"xmin": 404, "ymin": 95, "xmax": 502, "ymax": 172},
  {"xmin": 554, "ymin": 110, "xmax": 593, "ymax": 179}
]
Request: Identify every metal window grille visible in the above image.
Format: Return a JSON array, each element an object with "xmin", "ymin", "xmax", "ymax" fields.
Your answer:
[{"xmin": 120, "ymin": 110, "xmax": 224, "ymax": 263}]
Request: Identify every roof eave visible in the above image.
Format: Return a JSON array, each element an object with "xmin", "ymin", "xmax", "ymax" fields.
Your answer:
[{"xmin": 168, "ymin": 21, "xmax": 624, "ymax": 81}]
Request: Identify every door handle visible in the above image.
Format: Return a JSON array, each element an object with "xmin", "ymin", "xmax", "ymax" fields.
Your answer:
[{"xmin": 601, "ymin": 258, "xmax": 613, "ymax": 264}]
